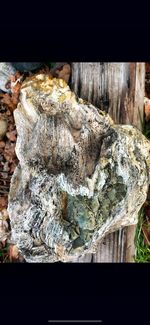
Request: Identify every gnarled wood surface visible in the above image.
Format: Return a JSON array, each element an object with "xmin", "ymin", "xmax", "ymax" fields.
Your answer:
[{"xmin": 71, "ymin": 62, "xmax": 145, "ymax": 262}]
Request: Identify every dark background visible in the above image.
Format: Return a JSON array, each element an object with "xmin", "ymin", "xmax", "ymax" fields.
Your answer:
[{"xmin": 0, "ymin": 263, "xmax": 149, "ymax": 324}]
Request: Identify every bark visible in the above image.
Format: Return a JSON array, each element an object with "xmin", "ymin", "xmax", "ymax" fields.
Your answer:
[{"xmin": 71, "ymin": 62, "xmax": 145, "ymax": 262}]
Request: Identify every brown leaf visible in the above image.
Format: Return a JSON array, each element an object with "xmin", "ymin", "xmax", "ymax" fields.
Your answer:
[
  {"xmin": 1, "ymin": 72, "xmax": 23, "ymax": 112},
  {"xmin": 1, "ymin": 208, "xmax": 9, "ymax": 220},
  {"xmin": 0, "ymin": 141, "xmax": 5, "ymax": 148},
  {"xmin": 9, "ymin": 244, "xmax": 19, "ymax": 261},
  {"xmin": 1, "ymin": 93, "xmax": 16, "ymax": 112},
  {"xmin": 0, "ymin": 196, "xmax": 8, "ymax": 210},
  {"xmin": 12, "ymin": 81, "xmax": 22, "ymax": 94},
  {"xmin": 7, "ymin": 123, "xmax": 15, "ymax": 132},
  {"xmin": 144, "ymin": 97, "xmax": 150, "ymax": 121},
  {"xmin": 9, "ymin": 244, "xmax": 25, "ymax": 262},
  {"xmin": 6, "ymin": 130, "xmax": 17, "ymax": 142},
  {"xmin": 5, "ymin": 109, "xmax": 12, "ymax": 116},
  {"xmin": 4, "ymin": 141, "xmax": 16, "ymax": 162}
]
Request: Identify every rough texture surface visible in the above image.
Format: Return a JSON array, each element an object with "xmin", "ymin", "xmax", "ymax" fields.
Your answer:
[
  {"xmin": 8, "ymin": 74, "xmax": 150, "ymax": 262},
  {"xmin": 0, "ymin": 62, "xmax": 16, "ymax": 93}
]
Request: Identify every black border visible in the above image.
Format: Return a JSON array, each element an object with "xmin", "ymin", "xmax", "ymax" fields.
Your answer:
[
  {"xmin": 0, "ymin": 263, "xmax": 149, "ymax": 296},
  {"xmin": 0, "ymin": 24, "xmax": 150, "ymax": 60}
]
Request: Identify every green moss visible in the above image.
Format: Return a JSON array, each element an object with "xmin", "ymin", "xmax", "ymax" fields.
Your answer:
[
  {"xmin": 107, "ymin": 189, "xmax": 116, "ymax": 201},
  {"xmin": 72, "ymin": 237, "xmax": 84, "ymax": 249}
]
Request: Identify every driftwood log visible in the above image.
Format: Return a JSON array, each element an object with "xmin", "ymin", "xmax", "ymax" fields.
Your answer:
[
  {"xmin": 7, "ymin": 69, "xmax": 150, "ymax": 263},
  {"xmin": 71, "ymin": 62, "xmax": 146, "ymax": 262}
]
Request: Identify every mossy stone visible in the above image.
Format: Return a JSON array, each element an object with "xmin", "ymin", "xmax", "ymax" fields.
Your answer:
[
  {"xmin": 107, "ymin": 189, "xmax": 116, "ymax": 201},
  {"xmin": 72, "ymin": 237, "xmax": 84, "ymax": 249}
]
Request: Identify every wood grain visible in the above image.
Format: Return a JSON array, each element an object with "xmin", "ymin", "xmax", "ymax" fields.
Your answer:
[{"xmin": 71, "ymin": 62, "xmax": 145, "ymax": 262}]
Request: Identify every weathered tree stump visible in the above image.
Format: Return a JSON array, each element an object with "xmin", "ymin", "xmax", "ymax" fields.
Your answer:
[
  {"xmin": 8, "ymin": 66, "xmax": 149, "ymax": 263},
  {"xmin": 71, "ymin": 62, "xmax": 145, "ymax": 262}
]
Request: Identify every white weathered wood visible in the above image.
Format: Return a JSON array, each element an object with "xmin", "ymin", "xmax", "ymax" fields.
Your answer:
[{"xmin": 71, "ymin": 62, "xmax": 145, "ymax": 262}]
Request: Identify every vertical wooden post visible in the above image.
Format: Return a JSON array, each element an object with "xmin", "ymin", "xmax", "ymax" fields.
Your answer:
[{"xmin": 71, "ymin": 62, "xmax": 145, "ymax": 262}]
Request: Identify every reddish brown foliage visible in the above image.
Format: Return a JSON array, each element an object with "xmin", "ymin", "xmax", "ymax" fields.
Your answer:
[
  {"xmin": 0, "ymin": 196, "xmax": 8, "ymax": 210},
  {"xmin": 0, "ymin": 72, "xmax": 23, "ymax": 113}
]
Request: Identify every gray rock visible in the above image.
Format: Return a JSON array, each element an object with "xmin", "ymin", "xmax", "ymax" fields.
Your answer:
[
  {"xmin": 8, "ymin": 74, "xmax": 150, "ymax": 263},
  {"xmin": 0, "ymin": 62, "xmax": 16, "ymax": 92},
  {"xmin": 11, "ymin": 62, "xmax": 43, "ymax": 72}
]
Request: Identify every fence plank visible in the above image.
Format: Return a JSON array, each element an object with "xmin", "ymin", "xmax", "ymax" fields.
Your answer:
[{"xmin": 71, "ymin": 62, "xmax": 145, "ymax": 262}]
